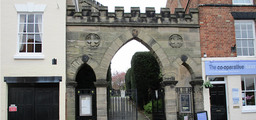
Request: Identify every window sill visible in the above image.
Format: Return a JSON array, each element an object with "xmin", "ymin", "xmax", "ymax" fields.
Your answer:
[
  {"xmin": 237, "ymin": 56, "xmax": 256, "ymax": 57},
  {"xmin": 14, "ymin": 53, "xmax": 45, "ymax": 60},
  {"xmin": 242, "ymin": 106, "xmax": 256, "ymax": 113},
  {"xmin": 232, "ymin": 3, "xmax": 254, "ymax": 5}
]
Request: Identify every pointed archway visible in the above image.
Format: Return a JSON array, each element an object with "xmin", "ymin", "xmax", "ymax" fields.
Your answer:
[
  {"xmin": 66, "ymin": 4, "xmax": 201, "ymax": 119},
  {"xmin": 96, "ymin": 29, "xmax": 172, "ymax": 80},
  {"xmin": 75, "ymin": 63, "xmax": 97, "ymax": 120}
]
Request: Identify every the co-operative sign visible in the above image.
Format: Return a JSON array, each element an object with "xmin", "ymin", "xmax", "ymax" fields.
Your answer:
[{"xmin": 205, "ymin": 60, "xmax": 256, "ymax": 75}]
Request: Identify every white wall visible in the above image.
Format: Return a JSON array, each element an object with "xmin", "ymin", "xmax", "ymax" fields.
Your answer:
[
  {"xmin": 1, "ymin": 0, "xmax": 66, "ymax": 120},
  {"xmin": 0, "ymin": 0, "xmax": 2, "ymax": 119},
  {"xmin": 227, "ymin": 76, "xmax": 256, "ymax": 120},
  {"xmin": 202, "ymin": 57, "xmax": 256, "ymax": 120}
]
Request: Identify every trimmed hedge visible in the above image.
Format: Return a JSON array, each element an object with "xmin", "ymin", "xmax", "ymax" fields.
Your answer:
[
  {"xmin": 107, "ymin": 65, "xmax": 112, "ymax": 89},
  {"xmin": 130, "ymin": 52, "xmax": 162, "ymax": 108},
  {"xmin": 125, "ymin": 68, "xmax": 132, "ymax": 90}
]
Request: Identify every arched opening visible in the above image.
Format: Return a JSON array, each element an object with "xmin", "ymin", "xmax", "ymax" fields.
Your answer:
[
  {"xmin": 75, "ymin": 63, "xmax": 97, "ymax": 120},
  {"xmin": 176, "ymin": 62, "xmax": 196, "ymax": 120},
  {"xmin": 177, "ymin": 64, "xmax": 192, "ymax": 87},
  {"xmin": 76, "ymin": 64, "xmax": 96, "ymax": 89},
  {"xmin": 110, "ymin": 40, "xmax": 149, "ymax": 89},
  {"xmin": 108, "ymin": 39, "xmax": 164, "ymax": 119}
]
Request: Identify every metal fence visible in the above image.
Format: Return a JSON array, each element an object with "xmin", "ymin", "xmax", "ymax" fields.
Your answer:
[{"xmin": 109, "ymin": 89, "xmax": 137, "ymax": 120}]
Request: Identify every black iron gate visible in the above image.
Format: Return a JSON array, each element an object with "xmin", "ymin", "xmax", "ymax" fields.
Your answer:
[
  {"xmin": 152, "ymin": 88, "xmax": 166, "ymax": 120},
  {"xmin": 109, "ymin": 89, "xmax": 138, "ymax": 120}
]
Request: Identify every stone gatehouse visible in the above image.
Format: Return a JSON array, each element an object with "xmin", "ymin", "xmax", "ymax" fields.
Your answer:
[{"xmin": 66, "ymin": 0, "xmax": 203, "ymax": 120}]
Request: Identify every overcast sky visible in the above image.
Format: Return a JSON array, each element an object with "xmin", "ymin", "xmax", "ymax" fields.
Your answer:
[
  {"xmin": 95, "ymin": 0, "xmax": 167, "ymax": 74},
  {"xmin": 111, "ymin": 40, "xmax": 149, "ymax": 74},
  {"xmin": 96, "ymin": 0, "xmax": 167, "ymax": 13}
]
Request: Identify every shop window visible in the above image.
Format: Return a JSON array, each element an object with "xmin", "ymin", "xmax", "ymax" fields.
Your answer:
[
  {"xmin": 242, "ymin": 76, "xmax": 255, "ymax": 106},
  {"xmin": 241, "ymin": 76, "xmax": 256, "ymax": 112},
  {"xmin": 233, "ymin": 0, "xmax": 253, "ymax": 5},
  {"xmin": 235, "ymin": 20, "xmax": 255, "ymax": 56}
]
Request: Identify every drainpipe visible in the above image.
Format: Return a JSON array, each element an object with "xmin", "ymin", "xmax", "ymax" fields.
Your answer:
[
  {"xmin": 74, "ymin": 0, "xmax": 80, "ymax": 12},
  {"xmin": 185, "ymin": 0, "xmax": 192, "ymax": 13},
  {"xmin": 192, "ymin": 85, "xmax": 196, "ymax": 120}
]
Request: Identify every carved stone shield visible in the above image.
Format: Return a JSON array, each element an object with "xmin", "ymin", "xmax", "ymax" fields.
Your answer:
[{"xmin": 169, "ymin": 34, "xmax": 183, "ymax": 48}]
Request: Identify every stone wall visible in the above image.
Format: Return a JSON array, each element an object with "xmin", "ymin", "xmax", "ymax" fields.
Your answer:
[
  {"xmin": 66, "ymin": 1, "xmax": 203, "ymax": 120},
  {"xmin": 67, "ymin": 6, "xmax": 199, "ymax": 25},
  {"xmin": 66, "ymin": 26, "xmax": 201, "ymax": 80}
]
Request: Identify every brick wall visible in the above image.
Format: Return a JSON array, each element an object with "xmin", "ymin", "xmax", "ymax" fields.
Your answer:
[
  {"xmin": 198, "ymin": 0, "xmax": 256, "ymax": 57},
  {"xmin": 166, "ymin": 0, "xmax": 188, "ymax": 13},
  {"xmin": 198, "ymin": 0, "xmax": 256, "ymax": 5},
  {"xmin": 199, "ymin": 5, "xmax": 256, "ymax": 57},
  {"xmin": 199, "ymin": 0, "xmax": 232, "ymax": 4},
  {"xmin": 166, "ymin": 0, "xmax": 256, "ymax": 57}
]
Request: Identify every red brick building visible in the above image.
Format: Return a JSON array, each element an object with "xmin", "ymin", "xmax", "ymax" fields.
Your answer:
[
  {"xmin": 167, "ymin": 0, "xmax": 256, "ymax": 57},
  {"xmin": 167, "ymin": 0, "xmax": 256, "ymax": 120}
]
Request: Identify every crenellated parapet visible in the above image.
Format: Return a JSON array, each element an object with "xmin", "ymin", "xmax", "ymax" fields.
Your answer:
[{"xmin": 67, "ymin": 6, "xmax": 199, "ymax": 27}]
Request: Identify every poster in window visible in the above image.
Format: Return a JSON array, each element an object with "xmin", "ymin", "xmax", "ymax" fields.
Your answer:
[
  {"xmin": 79, "ymin": 95, "xmax": 92, "ymax": 116},
  {"xmin": 196, "ymin": 111, "xmax": 208, "ymax": 120},
  {"xmin": 180, "ymin": 94, "xmax": 191, "ymax": 113},
  {"xmin": 232, "ymin": 88, "xmax": 239, "ymax": 104}
]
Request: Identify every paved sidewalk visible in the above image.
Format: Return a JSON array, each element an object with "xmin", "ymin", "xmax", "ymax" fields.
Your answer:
[{"xmin": 138, "ymin": 110, "xmax": 150, "ymax": 120}]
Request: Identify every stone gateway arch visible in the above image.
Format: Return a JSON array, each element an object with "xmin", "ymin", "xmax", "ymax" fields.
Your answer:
[{"xmin": 66, "ymin": 0, "xmax": 203, "ymax": 120}]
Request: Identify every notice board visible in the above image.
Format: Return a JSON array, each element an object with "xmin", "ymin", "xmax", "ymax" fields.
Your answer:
[{"xmin": 79, "ymin": 95, "xmax": 92, "ymax": 116}]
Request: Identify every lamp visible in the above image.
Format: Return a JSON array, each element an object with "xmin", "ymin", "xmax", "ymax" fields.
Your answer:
[
  {"xmin": 82, "ymin": 55, "xmax": 89, "ymax": 63},
  {"xmin": 203, "ymin": 53, "xmax": 207, "ymax": 58},
  {"xmin": 231, "ymin": 44, "xmax": 236, "ymax": 53},
  {"xmin": 52, "ymin": 58, "xmax": 57, "ymax": 65},
  {"xmin": 155, "ymin": 90, "xmax": 158, "ymax": 99}
]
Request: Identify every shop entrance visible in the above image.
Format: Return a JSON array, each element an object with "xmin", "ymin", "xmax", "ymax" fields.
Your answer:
[
  {"xmin": 210, "ymin": 84, "xmax": 227, "ymax": 120},
  {"xmin": 8, "ymin": 84, "xmax": 59, "ymax": 120}
]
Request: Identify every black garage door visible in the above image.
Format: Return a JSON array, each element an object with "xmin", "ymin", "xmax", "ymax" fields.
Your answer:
[{"xmin": 8, "ymin": 84, "xmax": 59, "ymax": 120}]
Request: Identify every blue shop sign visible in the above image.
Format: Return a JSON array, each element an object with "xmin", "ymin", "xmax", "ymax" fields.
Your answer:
[{"xmin": 205, "ymin": 60, "xmax": 256, "ymax": 75}]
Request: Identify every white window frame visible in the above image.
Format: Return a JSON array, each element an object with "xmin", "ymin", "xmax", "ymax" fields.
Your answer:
[
  {"xmin": 241, "ymin": 76, "xmax": 256, "ymax": 113},
  {"xmin": 235, "ymin": 20, "xmax": 256, "ymax": 57},
  {"xmin": 233, "ymin": 0, "xmax": 254, "ymax": 5},
  {"xmin": 14, "ymin": 3, "xmax": 46, "ymax": 59},
  {"xmin": 208, "ymin": 76, "xmax": 226, "ymax": 84}
]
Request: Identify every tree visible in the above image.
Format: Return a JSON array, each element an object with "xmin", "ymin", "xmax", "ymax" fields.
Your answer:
[
  {"xmin": 125, "ymin": 68, "xmax": 132, "ymax": 90},
  {"xmin": 112, "ymin": 71, "xmax": 126, "ymax": 90},
  {"xmin": 107, "ymin": 65, "xmax": 112, "ymax": 89}
]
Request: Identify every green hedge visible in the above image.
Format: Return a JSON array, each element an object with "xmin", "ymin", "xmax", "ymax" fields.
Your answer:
[
  {"xmin": 125, "ymin": 68, "xmax": 132, "ymax": 90},
  {"xmin": 107, "ymin": 65, "xmax": 112, "ymax": 89},
  {"xmin": 144, "ymin": 100, "xmax": 163, "ymax": 114},
  {"xmin": 131, "ymin": 52, "xmax": 162, "ymax": 108}
]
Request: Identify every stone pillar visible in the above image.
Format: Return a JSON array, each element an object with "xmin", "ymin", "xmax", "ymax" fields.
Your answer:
[
  {"xmin": 66, "ymin": 82, "xmax": 77, "ymax": 120},
  {"xmin": 94, "ymin": 79, "xmax": 108, "ymax": 120},
  {"xmin": 162, "ymin": 77, "xmax": 178, "ymax": 120},
  {"xmin": 190, "ymin": 77, "xmax": 204, "ymax": 113}
]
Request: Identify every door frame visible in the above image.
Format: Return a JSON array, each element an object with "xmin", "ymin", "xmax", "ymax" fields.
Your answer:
[{"xmin": 207, "ymin": 76, "xmax": 229, "ymax": 120}]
